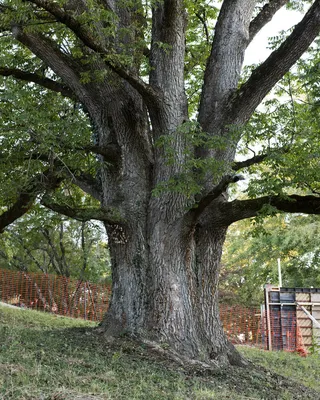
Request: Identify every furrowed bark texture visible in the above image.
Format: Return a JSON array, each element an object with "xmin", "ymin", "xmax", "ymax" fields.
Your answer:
[{"xmin": 4, "ymin": 0, "xmax": 320, "ymax": 365}]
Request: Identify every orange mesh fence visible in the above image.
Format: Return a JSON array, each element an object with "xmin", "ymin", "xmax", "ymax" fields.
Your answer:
[
  {"xmin": 0, "ymin": 269, "xmax": 111, "ymax": 321},
  {"xmin": 220, "ymin": 304, "xmax": 266, "ymax": 348}
]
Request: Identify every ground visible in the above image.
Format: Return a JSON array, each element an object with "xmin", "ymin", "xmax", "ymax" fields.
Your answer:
[{"xmin": 0, "ymin": 304, "xmax": 319, "ymax": 399}]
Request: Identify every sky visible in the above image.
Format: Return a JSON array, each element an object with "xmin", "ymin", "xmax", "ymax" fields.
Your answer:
[{"xmin": 245, "ymin": 7, "xmax": 305, "ymax": 66}]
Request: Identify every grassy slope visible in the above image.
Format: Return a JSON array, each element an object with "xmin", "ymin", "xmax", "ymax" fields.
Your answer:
[
  {"xmin": 0, "ymin": 304, "xmax": 319, "ymax": 400},
  {"xmin": 238, "ymin": 346, "xmax": 320, "ymax": 393}
]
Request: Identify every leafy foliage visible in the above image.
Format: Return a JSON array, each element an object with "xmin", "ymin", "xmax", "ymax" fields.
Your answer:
[
  {"xmin": 238, "ymin": 38, "xmax": 320, "ymax": 200},
  {"xmin": 221, "ymin": 214, "xmax": 320, "ymax": 306},
  {"xmin": 0, "ymin": 206, "xmax": 110, "ymax": 282}
]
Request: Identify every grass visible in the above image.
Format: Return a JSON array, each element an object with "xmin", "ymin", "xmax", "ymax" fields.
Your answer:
[
  {"xmin": 238, "ymin": 346, "xmax": 320, "ymax": 393},
  {"xmin": 0, "ymin": 304, "xmax": 319, "ymax": 400}
]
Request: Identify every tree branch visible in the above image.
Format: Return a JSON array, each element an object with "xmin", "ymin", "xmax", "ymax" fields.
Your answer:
[
  {"xmin": 232, "ymin": 145, "xmax": 290, "ymax": 171},
  {"xmin": 11, "ymin": 27, "xmax": 95, "ymax": 109},
  {"xmin": 24, "ymin": 0, "xmax": 159, "ymax": 103},
  {"xmin": 41, "ymin": 195, "xmax": 123, "ymax": 224},
  {"xmin": 72, "ymin": 143, "xmax": 121, "ymax": 164},
  {"xmin": 0, "ymin": 67, "xmax": 75, "ymax": 98},
  {"xmin": 41, "ymin": 227, "xmax": 65, "ymax": 275},
  {"xmin": 232, "ymin": 154, "xmax": 268, "ymax": 171},
  {"xmin": 0, "ymin": 148, "xmax": 102, "ymax": 201},
  {"xmin": 195, "ymin": 11, "xmax": 209, "ymax": 43},
  {"xmin": 198, "ymin": 0, "xmax": 256, "ymax": 132},
  {"xmin": 231, "ymin": 0, "xmax": 320, "ymax": 123},
  {"xmin": 0, "ymin": 171, "xmax": 63, "ymax": 233},
  {"xmin": 9, "ymin": 231, "xmax": 46, "ymax": 273},
  {"xmin": 248, "ymin": 0, "xmax": 289, "ymax": 44},
  {"xmin": 149, "ymin": 0, "xmax": 186, "ymax": 95},
  {"xmin": 187, "ymin": 174, "xmax": 245, "ymax": 221},
  {"xmin": 69, "ymin": 172, "xmax": 102, "ymax": 202},
  {"xmin": 218, "ymin": 194, "xmax": 320, "ymax": 226}
]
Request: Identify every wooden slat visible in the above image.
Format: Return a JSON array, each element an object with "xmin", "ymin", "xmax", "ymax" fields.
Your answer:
[
  {"xmin": 311, "ymin": 293, "xmax": 320, "ymax": 302},
  {"xmin": 296, "ymin": 294, "xmax": 312, "ymax": 349},
  {"xmin": 296, "ymin": 293, "xmax": 310, "ymax": 302}
]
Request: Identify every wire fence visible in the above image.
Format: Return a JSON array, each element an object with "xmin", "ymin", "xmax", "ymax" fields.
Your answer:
[
  {"xmin": 0, "ymin": 269, "xmax": 316, "ymax": 354},
  {"xmin": 220, "ymin": 304, "xmax": 264, "ymax": 347},
  {"xmin": 0, "ymin": 269, "xmax": 110, "ymax": 321}
]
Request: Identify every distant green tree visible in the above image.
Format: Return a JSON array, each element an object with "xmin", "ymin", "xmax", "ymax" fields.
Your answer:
[
  {"xmin": 0, "ymin": 205, "xmax": 110, "ymax": 282},
  {"xmin": 221, "ymin": 214, "xmax": 320, "ymax": 306}
]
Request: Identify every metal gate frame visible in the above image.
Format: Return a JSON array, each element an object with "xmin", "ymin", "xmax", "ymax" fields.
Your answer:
[{"xmin": 264, "ymin": 285, "xmax": 320, "ymax": 351}]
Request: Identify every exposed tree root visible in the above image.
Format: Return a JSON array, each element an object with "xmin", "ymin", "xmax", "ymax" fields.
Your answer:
[
  {"xmin": 141, "ymin": 339, "xmax": 220, "ymax": 371},
  {"xmin": 97, "ymin": 323, "xmax": 249, "ymax": 372}
]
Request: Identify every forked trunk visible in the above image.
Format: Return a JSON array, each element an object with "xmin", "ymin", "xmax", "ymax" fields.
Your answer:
[{"xmin": 101, "ymin": 206, "xmax": 242, "ymax": 366}]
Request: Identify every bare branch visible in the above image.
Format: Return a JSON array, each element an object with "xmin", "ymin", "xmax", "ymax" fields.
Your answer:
[
  {"xmin": 232, "ymin": 145, "xmax": 290, "ymax": 171},
  {"xmin": 0, "ymin": 67, "xmax": 75, "ymax": 98},
  {"xmin": 195, "ymin": 11, "xmax": 209, "ymax": 44},
  {"xmin": 69, "ymin": 172, "xmax": 102, "ymax": 202},
  {"xmin": 249, "ymin": 0, "xmax": 289, "ymax": 44},
  {"xmin": 41, "ymin": 195, "xmax": 123, "ymax": 224},
  {"xmin": 75, "ymin": 143, "xmax": 121, "ymax": 163},
  {"xmin": 187, "ymin": 174, "xmax": 245, "ymax": 221},
  {"xmin": 231, "ymin": 0, "xmax": 320, "ymax": 123}
]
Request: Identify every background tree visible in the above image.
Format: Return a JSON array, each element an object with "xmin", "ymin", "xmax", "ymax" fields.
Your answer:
[
  {"xmin": 1, "ymin": 0, "xmax": 320, "ymax": 367},
  {"xmin": 220, "ymin": 214, "xmax": 320, "ymax": 306},
  {"xmin": 0, "ymin": 205, "xmax": 110, "ymax": 282}
]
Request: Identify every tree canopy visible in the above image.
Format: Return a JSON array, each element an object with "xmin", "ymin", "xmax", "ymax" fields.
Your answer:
[{"xmin": 0, "ymin": 1, "xmax": 319, "ymax": 226}]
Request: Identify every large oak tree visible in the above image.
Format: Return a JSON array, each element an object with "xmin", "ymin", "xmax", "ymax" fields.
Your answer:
[{"xmin": 1, "ymin": 0, "xmax": 320, "ymax": 366}]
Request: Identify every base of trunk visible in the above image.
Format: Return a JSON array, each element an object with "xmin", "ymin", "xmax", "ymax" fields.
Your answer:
[{"xmin": 99, "ymin": 316, "xmax": 247, "ymax": 368}]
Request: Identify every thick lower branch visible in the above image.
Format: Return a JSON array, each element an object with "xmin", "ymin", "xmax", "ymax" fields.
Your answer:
[
  {"xmin": 188, "ymin": 174, "xmax": 244, "ymax": 221},
  {"xmin": 218, "ymin": 194, "xmax": 320, "ymax": 226},
  {"xmin": 0, "ymin": 171, "xmax": 62, "ymax": 233},
  {"xmin": 41, "ymin": 195, "xmax": 123, "ymax": 224},
  {"xmin": 0, "ymin": 67, "xmax": 74, "ymax": 98}
]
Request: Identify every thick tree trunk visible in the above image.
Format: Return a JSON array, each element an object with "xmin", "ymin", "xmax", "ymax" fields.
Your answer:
[
  {"xmin": 101, "ymin": 202, "xmax": 242, "ymax": 366},
  {"xmin": 101, "ymin": 220, "xmax": 148, "ymax": 336}
]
